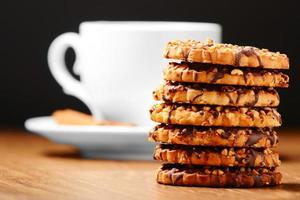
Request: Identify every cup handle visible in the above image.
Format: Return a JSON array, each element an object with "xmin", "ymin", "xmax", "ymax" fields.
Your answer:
[{"xmin": 47, "ymin": 32, "xmax": 103, "ymax": 119}]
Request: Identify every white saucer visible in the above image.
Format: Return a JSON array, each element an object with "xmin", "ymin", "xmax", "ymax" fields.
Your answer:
[{"xmin": 25, "ymin": 117, "xmax": 154, "ymax": 160}]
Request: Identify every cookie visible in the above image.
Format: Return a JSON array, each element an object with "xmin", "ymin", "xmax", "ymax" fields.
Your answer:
[
  {"xmin": 164, "ymin": 40, "xmax": 289, "ymax": 69},
  {"xmin": 154, "ymin": 144, "xmax": 280, "ymax": 167},
  {"xmin": 153, "ymin": 81, "xmax": 280, "ymax": 107},
  {"xmin": 157, "ymin": 164, "xmax": 282, "ymax": 187},
  {"xmin": 149, "ymin": 125, "xmax": 278, "ymax": 148},
  {"xmin": 150, "ymin": 103, "xmax": 281, "ymax": 127},
  {"xmin": 163, "ymin": 63, "xmax": 289, "ymax": 88},
  {"xmin": 52, "ymin": 109, "xmax": 134, "ymax": 126}
]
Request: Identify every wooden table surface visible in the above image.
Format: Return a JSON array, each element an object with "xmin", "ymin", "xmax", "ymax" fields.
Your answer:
[{"xmin": 0, "ymin": 129, "xmax": 300, "ymax": 200}]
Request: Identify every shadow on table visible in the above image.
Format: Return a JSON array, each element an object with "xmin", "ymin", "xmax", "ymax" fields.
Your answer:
[
  {"xmin": 277, "ymin": 183, "xmax": 300, "ymax": 192},
  {"xmin": 280, "ymin": 154, "xmax": 300, "ymax": 162},
  {"xmin": 43, "ymin": 148, "xmax": 82, "ymax": 159},
  {"xmin": 42, "ymin": 148, "xmax": 154, "ymax": 162}
]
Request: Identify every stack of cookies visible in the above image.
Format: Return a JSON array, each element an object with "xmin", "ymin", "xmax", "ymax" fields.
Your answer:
[{"xmin": 149, "ymin": 39, "xmax": 289, "ymax": 187}]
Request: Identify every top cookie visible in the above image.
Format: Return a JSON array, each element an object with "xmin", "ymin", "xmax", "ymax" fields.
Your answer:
[{"xmin": 164, "ymin": 40, "xmax": 289, "ymax": 69}]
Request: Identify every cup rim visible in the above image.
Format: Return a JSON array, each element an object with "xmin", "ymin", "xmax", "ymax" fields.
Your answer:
[{"xmin": 79, "ymin": 21, "xmax": 221, "ymax": 31}]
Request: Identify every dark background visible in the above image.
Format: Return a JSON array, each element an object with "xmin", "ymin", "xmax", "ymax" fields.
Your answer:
[{"xmin": 1, "ymin": 0, "xmax": 299, "ymax": 127}]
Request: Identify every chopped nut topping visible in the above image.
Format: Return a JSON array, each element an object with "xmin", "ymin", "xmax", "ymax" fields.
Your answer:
[
  {"xmin": 264, "ymin": 148, "xmax": 272, "ymax": 154},
  {"xmin": 221, "ymin": 149, "xmax": 228, "ymax": 156},
  {"xmin": 216, "ymin": 107, "xmax": 222, "ymax": 112},
  {"xmin": 252, "ymin": 169, "xmax": 259, "ymax": 175},
  {"xmin": 218, "ymin": 170, "xmax": 224, "ymax": 175},
  {"xmin": 207, "ymin": 38, "xmax": 214, "ymax": 44},
  {"xmin": 212, "ymin": 169, "xmax": 224, "ymax": 175},
  {"xmin": 216, "ymin": 129, "xmax": 224, "ymax": 135},
  {"xmin": 203, "ymin": 106, "xmax": 210, "ymax": 111},
  {"xmin": 231, "ymin": 69, "xmax": 244, "ymax": 76},
  {"xmin": 237, "ymin": 148, "xmax": 246, "ymax": 154},
  {"xmin": 228, "ymin": 149, "xmax": 235, "ymax": 156},
  {"xmin": 262, "ymin": 168, "xmax": 269, "ymax": 173},
  {"xmin": 191, "ymin": 106, "xmax": 198, "ymax": 112},
  {"xmin": 240, "ymin": 107, "xmax": 248, "ymax": 114}
]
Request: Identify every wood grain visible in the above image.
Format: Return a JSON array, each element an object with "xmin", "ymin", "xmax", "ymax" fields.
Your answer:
[{"xmin": 0, "ymin": 129, "xmax": 299, "ymax": 200}]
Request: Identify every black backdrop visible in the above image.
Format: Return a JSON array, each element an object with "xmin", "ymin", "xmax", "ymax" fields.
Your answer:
[{"xmin": 1, "ymin": 0, "xmax": 300, "ymax": 127}]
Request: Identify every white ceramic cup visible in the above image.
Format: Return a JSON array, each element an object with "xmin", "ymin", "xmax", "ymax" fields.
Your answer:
[{"xmin": 48, "ymin": 21, "xmax": 221, "ymax": 126}]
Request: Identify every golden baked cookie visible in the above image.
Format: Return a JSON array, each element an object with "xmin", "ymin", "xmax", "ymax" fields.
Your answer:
[
  {"xmin": 52, "ymin": 109, "xmax": 134, "ymax": 126},
  {"xmin": 149, "ymin": 125, "xmax": 278, "ymax": 148},
  {"xmin": 150, "ymin": 103, "xmax": 281, "ymax": 127},
  {"xmin": 153, "ymin": 81, "xmax": 280, "ymax": 107},
  {"xmin": 154, "ymin": 144, "xmax": 280, "ymax": 167},
  {"xmin": 164, "ymin": 40, "xmax": 289, "ymax": 69},
  {"xmin": 157, "ymin": 164, "xmax": 282, "ymax": 187},
  {"xmin": 163, "ymin": 63, "xmax": 289, "ymax": 87}
]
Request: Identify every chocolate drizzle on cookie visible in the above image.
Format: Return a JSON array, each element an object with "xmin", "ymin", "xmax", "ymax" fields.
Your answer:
[
  {"xmin": 167, "ymin": 109, "xmax": 173, "ymax": 124},
  {"xmin": 235, "ymin": 47, "xmax": 263, "ymax": 67},
  {"xmin": 245, "ymin": 89, "xmax": 260, "ymax": 107},
  {"xmin": 180, "ymin": 127, "xmax": 194, "ymax": 136},
  {"xmin": 191, "ymin": 93, "xmax": 203, "ymax": 102},
  {"xmin": 253, "ymin": 175, "xmax": 264, "ymax": 187},
  {"xmin": 172, "ymin": 171, "xmax": 184, "ymax": 184},
  {"xmin": 192, "ymin": 71, "xmax": 198, "ymax": 81},
  {"xmin": 220, "ymin": 131, "xmax": 231, "ymax": 139},
  {"xmin": 211, "ymin": 68, "xmax": 226, "ymax": 83},
  {"xmin": 245, "ymin": 131, "xmax": 263, "ymax": 146}
]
